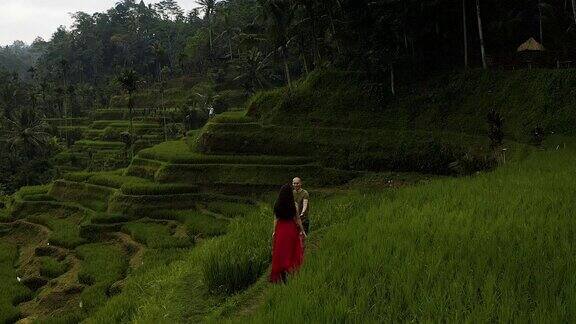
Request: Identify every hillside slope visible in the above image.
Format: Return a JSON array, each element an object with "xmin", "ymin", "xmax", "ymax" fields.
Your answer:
[{"xmin": 247, "ymin": 69, "xmax": 576, "ymax": 141}]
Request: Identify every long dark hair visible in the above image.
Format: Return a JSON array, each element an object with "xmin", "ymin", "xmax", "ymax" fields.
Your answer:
[{"xmin": 274, "ymin": 184, "xmax": 296, "ymax": 220}]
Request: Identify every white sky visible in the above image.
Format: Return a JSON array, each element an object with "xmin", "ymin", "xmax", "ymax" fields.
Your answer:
[{"xmin": 0, "ymin": 0, "xmax": 200, "ymax": 46}]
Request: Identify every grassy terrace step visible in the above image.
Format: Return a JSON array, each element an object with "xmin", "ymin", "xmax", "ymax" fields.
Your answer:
[
  {"xmin": 85, "ymin": 129, "xmax": 105, "ymax": 140},
  {"xmin": 45, "ymin": 118, "xmax": 91, "ymax": 127},
  {"xmin": 198, "ymin": 121, "xmax": 495, "ymax": 174},
  {"xmin": 74, "ymin": 140, "xmax": 125, "ymax": 150},
  {"xmin": 138, "ymin": 140, "xmax": 314, "ymax": 165},
  {"xmin": 107, "ymin": 192, "xmax": 253, "ymax": 216},
  {"xmin": 13, "ymin": 185, "xmax": 52, "ymax": 201},
  {"xmin": 91, "ymin": 120, "xmax": 161, "ymax": 130},
  {"xmin": 64, "ymin": 171, "xmax": 148, "ymax": 189},
  {"xmin": 124, "ymin": 158, "xmax": 166, "ymax": 180},
  {"xmin": 56, "ymin": 126, "xmax": 89, "ymax": 134},
  {"xmin": 54, "ymin": 152, "xmax": 89, "ymax": 165},
  {"xmin": 155, "ymin": 163, "xmax": 355, "ymax": 186},
  {"xmin": 48, "ymin": 180, "xmax": 116, "ymax": 212},
  {"xmin": 9, "ymin": 200, "xmax": 94, "ymax": 221},
  {"xmin": 63, "ymin": 171, "xmax": 199, "ymax": 196},
  {"xmin": 92, "ymin": 109, "xmax": 149, "ymax": 120}
]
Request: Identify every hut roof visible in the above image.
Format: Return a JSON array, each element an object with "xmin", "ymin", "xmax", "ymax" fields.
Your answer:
[{"xmin": 517, "ymin": 37, "xmax": 545, "ymax": 52}]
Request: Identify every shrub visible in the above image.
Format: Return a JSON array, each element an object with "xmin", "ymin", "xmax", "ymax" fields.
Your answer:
[{"xmin": 102, "ymin": 127, "xmax": 123, "ymax": 141}]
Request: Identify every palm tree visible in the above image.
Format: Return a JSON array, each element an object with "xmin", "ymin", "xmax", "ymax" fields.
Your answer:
[
  {"xmin": 234, "ymin": 48, "xmax": 274, "ymax": 94},
  {"xmin": 196, "ymin": 0, "xmax": 218, "ymax": 53},
  {"xmin": 258, "ymin": 0, "xmax": 296, "ymax": 89},
  {"xmin": 3, "ymin": 108, "xmax": 51, "ymax": 159},
  {"xmin": 117, "ymin": 69, "xmax": 138, "ymax": 132}
]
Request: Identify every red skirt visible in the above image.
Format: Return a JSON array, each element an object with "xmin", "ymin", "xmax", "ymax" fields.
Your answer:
[{"xmin": 270, "ymin": 219, "xmax": 304, "ymax": 283}]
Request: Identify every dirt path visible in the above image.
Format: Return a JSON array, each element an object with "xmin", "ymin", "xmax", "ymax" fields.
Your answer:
[{"xmin": 110, "ymin": 232, "xmax": 146, "ymax": 269}]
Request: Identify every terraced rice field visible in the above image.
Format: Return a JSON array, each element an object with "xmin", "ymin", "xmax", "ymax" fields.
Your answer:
[{"xmin": 2, "ymin": 111, "xmax": 353, "ymax": 322}]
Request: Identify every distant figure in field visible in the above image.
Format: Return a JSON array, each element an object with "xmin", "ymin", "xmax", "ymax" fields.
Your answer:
[
  {"xmin": 270, "ymin": 184, "xmax": 306, "ymax": 283},
  {"xmin": 208, "ymin": 106, "xmax": 215, "ymax": 119},
  {"xmin": 293, "ymin": 177, "xmax": 310, "ymax": 234}
]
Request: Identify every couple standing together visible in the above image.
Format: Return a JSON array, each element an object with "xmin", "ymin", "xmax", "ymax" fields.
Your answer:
[{"xmin": 270, "ymin": 177, "xmax": 309, "ymax": 283}]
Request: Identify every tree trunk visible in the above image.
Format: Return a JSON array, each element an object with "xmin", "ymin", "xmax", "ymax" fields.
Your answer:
[
  {"xmin": 390, "ymin": 64, "xmax": 396, "ymax": 96},
  {"xmin": 327, "ymin": 11, "xmax": 341, "ymax": 55},
  {"xmin": 572, "ymin": 0, "xmax": 576, "ymax": 26},
  {"xmin": 283, "ymin": 49, "xmax": 292, "ymax": 89},
  {"xmin": 229, "ymin": 37, "xmax": 233, "ymax": 59},
  {"xmin": 129, "ymin": 92, "xmax": 134, "ymax": 133},
  {"xmin": 208, "ymin": 14, "xmax": 213, "ymax": 53},
  {"xmin": 476, "ymin": 0, "xmax": 487, "ymax": 69},
  {"xmin": 307, "ymin": 3, "xmax": 321, "ymax": 67},
  {"xmin": 538, "ymin": 0, "xmax": 544, "ymax": 45},
  {"xmin": 463, "ymin": 0, "xmax": 469, "ymax": 68}
]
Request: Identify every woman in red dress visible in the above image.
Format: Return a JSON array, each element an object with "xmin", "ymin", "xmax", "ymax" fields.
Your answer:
[{"xmin": 270, "ymin": 184, "xmax": 306, "ymax": 283}]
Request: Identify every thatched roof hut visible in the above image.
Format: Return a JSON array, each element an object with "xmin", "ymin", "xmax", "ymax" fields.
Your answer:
[{"xmin": 517, "ymin": 37, "xmax": 545, "ymax": 52}]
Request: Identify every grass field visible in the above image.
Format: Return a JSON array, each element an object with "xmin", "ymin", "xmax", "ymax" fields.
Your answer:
[
  {"xmin": 69, "ymin": 142, "xmax": 576, "ymax": 322},
  {"xmin": 244, "ymin": 146, "xmax": 576, "ymax": 322}
]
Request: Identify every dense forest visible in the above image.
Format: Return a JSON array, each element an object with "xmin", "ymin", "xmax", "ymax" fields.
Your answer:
[
  {"xmin": 3, "ymin": 0, "xmax": 576, "ymax": 110},
  {"xmin": 1, "ymin": 0, "xmax": 576, "ymax": 192}
]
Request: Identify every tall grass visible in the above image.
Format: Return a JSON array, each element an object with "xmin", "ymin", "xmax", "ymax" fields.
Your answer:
[
  {"xmin": 201, "ymin": 207, "xmax": 272, "ymax": 294},
  {"xmin": 247, "ymin": 148, "xmax": 576, "ymax": 322}
]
